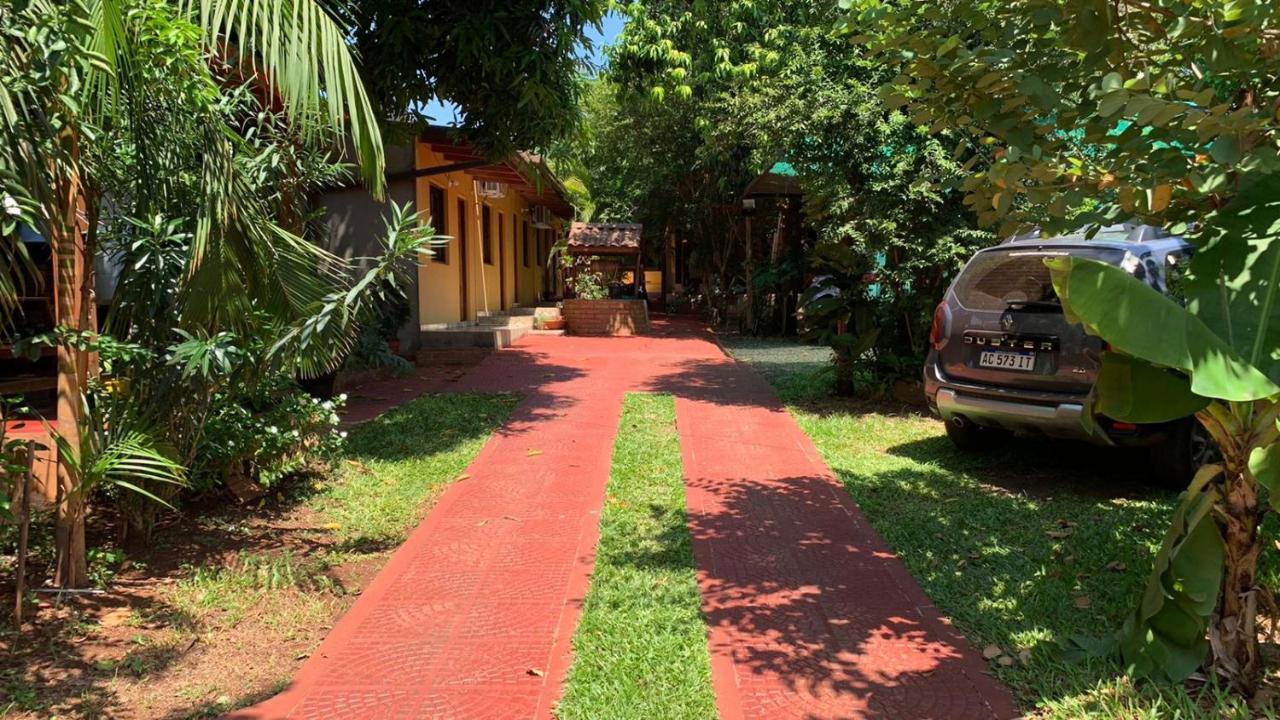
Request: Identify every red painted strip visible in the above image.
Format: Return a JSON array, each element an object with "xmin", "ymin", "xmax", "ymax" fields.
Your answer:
[{"xmin": 672, "ymin": 349, "xmax": 1019, "ymax": 720}]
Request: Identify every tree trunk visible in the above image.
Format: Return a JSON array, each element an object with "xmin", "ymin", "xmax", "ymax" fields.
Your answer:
[
  {"xmin": 1213, "ymin": 460, "xmax": 1262, "ymax": 694},
  {"xmin": 52, "ymin": 129, "xmax": 91, "ymax": 590}
]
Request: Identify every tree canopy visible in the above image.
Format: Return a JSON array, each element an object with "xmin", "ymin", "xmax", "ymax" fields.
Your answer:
[{"xmin": 347, "ymin": 0, "xmax": 608, "ymax": 156}]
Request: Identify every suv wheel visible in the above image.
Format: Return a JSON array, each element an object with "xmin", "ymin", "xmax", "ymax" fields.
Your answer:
[
  {"xmin": 1149, "ymin": 419, "xmax": 1218, "ymax": 489},
  {"xmin": 944, "ymin": 417, "xmax": 1006, "ymax": 451}
]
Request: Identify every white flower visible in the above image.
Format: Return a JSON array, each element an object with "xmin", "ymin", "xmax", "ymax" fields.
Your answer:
[
  {"xmin": 339, "ymin": 431, "xmax": 349, "ymax": 439},
  {"xmin": 2, "ymin": 193, "xmax": 20, "ymax": 217},
  {"xmin": 338, "ymin": 393, "xmax": 348, "ymax": 402}
]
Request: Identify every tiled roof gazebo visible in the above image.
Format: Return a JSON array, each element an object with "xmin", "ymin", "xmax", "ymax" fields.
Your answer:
[
  {"xmin": 565, "ymin": 222, "xmax": 643, "ymax": 255},
  {"xmin": 563, "ymin": 222, "xmax": 645, "ymax": 299}
]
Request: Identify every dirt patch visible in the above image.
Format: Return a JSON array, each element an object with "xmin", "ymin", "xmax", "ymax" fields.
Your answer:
[{"xmin": 0, "ymin": 490, "xmax": 398, "ymax": 719}]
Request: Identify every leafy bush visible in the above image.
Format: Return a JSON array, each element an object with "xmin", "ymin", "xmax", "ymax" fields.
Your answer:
[
  {"xmin": 799, "ymin": 244, "xmax": 880, "ymax": 395},
  {"xmin": 192, "ymin": 378, "xmax": 346, "ymax": 492},
  {"xmin": 0, "ymin": 396, "xmax": 33, "ymax": 524},
  {"xmin": 563, "ymin": 254, "xmax": 609, "ymax": 300},
  {"xmin": 343, "ymin": 324, "xmax": 412, "ymax": 374}
]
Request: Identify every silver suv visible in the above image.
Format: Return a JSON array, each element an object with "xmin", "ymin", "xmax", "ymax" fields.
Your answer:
[{"xmin": 923, "ymin": 224, "xmax": 1211, "ymax": 485}]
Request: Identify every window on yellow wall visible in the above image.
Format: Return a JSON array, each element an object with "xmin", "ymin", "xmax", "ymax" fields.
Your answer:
[
  {"xmin": 482, "ymin": 205, "xmax": 493, "ymax": 264},
  {"xmin": 522, "ymin": 221, "xmax": 530, "ymax": 267},
  {"xmin": 429, "ymin": 185, "xmax": 447, "ymax": 264}
]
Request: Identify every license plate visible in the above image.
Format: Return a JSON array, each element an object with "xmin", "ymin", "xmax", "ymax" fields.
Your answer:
[{"xmin": 979, "ymin": 350, "xmax": 1036, "ymax": 372}]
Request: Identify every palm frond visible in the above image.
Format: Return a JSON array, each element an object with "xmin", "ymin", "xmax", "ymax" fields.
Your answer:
[{"xmin": 187, "ymin": 0, "xmax": 385, "ymax": 196}]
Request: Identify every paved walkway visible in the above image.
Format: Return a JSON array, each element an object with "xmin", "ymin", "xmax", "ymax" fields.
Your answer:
[{"xmin": 234, "ymin": 318, "xmax": 1016, "ymax": 720}]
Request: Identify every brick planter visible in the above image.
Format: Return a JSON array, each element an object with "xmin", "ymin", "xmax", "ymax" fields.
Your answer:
[{"xmin": 562, "ymin": 299, "xmax": 651, "ymax": 336}]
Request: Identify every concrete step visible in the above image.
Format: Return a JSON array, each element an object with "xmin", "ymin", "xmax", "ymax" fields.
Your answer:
[
  {"xmin": 419, "ymin": 325, "xmax": 527, "ymax": 350},
  {"xmin": 528, "ymin": 329, "xmax": 566, "ymax": 337},
  {"xmin": 478, "ymin": 315, "xmax": 535, "ymax": 330},
  {"xmin": 477, "ymin": 314, "xmax": 511, "ymax": 327},
  {"xmin": 508, "ymin": 307, "xmax": 539, "ymax": 317}
]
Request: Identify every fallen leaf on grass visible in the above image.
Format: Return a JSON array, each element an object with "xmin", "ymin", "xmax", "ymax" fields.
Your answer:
[
  {"xmin": 1046, "ymin": 528, "xmax": 1074, "ymax": 540},
  {"xmin": 1106, "ymin": 560, "xmax": 1127, "ymax": 572},
  {"xmin": 1073, "ymin": 595, "xmax": 1092, "ymax": 609}
]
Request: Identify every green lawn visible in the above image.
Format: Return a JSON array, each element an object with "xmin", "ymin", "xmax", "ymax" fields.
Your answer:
[
  {"xmin": 719, "ymin": 335, "xmax": 1278, "ymax": 720},
  {"xmin": 557, "ymin": 393, "xmax": 717, "ymax": 720},
  {"xmin": 317, "ymin": 392, "xmax": 520, "ymax": 550}
]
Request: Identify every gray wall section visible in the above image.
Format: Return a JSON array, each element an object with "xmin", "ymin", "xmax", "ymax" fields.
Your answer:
[{"xmin": 319, "ymin": 141, "xmax": 420, "ymax": 352}]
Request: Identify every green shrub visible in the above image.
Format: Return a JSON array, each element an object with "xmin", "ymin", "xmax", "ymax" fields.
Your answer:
[{"xmin": 192, "ymin": 377, "xmax": 346, "ymax": 492}]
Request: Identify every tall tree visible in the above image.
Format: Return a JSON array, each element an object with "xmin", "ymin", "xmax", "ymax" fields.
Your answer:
[
  {"xmin": 849, "ymin": 0, "xmax": 1280, "ymax": 693},
  {"xmin": 346, "ymin": 0, "xmax": 608, "ymax": 156}
]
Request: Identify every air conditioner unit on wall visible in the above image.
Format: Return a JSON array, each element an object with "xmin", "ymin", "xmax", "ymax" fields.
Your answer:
[{"xmin": 477, "ymin": 181, "xmax": 506, "ymax": 199}]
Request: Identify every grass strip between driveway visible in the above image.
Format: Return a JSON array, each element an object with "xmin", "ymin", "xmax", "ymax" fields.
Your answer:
[{"xmin": 557, "ymin": 393, "xmax": 717, "ymax": 720}]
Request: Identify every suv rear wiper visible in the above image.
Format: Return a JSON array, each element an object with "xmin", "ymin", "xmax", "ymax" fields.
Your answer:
[{"xmin": 1005, "ymin": 300, "xmax": 1061, "ymax": 311}]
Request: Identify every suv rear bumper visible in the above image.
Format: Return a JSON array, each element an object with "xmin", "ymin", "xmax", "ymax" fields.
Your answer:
[{"xmin": 924, "ymin": 362, "xmax": 1112, "ymax": 444}]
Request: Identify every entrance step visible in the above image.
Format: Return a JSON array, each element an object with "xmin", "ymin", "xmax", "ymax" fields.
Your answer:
[
  {"xmin": 419, "ymin": 324, "xmax": 526, "ymax": 350},
  {"xmin": 478, "ymin": 313, "xmax": 535, "ymax": 330}
]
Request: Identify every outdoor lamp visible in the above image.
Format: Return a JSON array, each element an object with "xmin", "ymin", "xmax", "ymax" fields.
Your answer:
[{"xmin": 741, "ymin": 198, "xmax": 757, "ymax": 216}]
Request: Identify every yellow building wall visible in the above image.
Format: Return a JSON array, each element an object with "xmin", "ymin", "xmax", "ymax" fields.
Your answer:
[{"xmin": 415, "ymin": 141, "xmax": 560, "ymax": 326}]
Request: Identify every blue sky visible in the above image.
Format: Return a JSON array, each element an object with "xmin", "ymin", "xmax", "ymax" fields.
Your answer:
[{"xmin": 420, "ymin": 11, "xmax": 625, "ymax": 125}]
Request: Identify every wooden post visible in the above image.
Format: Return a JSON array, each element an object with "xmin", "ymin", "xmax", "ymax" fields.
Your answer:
[
  {"xmin": 14, "ymin": 441, "xmax": 33, "ymax": 623},
  {"xmin": 472, "ymin": 182, "xmax": 489, "ymax": 317},
  {"xmin": 743, "ymin": 215, "xmax": 754, "ymax": 333},
  {"xmin": 52, "ymin": 128, "xmax": 90, "ymax": 589}
]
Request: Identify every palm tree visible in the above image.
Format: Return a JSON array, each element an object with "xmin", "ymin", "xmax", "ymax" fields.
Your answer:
[{"xmin": 0, "ymin": 0, "xmax": 387, "ymax": 587}]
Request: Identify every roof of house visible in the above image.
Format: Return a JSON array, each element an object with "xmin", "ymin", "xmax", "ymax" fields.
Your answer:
[
  {"xmin": 566, "ymin": 222, "xmax": 643, "ymax": 254},
  {"xmin": 744, "ymin": 161, "xmax": 803, "ymax": 198},
  {"xmin": 419, "ymin": 126, "xmax": 575, "ymax": 218}
]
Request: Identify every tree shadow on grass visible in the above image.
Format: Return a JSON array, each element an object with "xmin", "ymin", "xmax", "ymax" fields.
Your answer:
[
  {"xmin": 683, "ymin": 471, "xmax": 1020, "ymax": 718},
  {"xmin": 823, "ymin": 430, "xmax": 1195, "ymax": 711}
]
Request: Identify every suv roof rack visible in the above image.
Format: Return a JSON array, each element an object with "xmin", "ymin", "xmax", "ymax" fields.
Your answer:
[{"xmin": 1004, "ymin": 222, "xmax": 1170, "ymax": 245}]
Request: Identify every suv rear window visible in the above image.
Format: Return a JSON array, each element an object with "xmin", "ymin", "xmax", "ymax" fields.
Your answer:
[{"xmin": 953, "ymin": 248, "xmax": 1125, "ymax": 311}]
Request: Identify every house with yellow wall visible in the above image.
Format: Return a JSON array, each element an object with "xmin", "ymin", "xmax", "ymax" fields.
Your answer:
[
  {"xmin": 414, "ymin": 128, "xmax": 572, "ymax": 333},
  {"xmin": 322, "ymin": 127, "xmax": 573, "ymax": 353}
]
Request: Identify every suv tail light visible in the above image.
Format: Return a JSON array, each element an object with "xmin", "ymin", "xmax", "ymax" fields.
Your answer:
[{"xmin": 929, "ymin": 302, "xmax": 948, "ymax": 350}]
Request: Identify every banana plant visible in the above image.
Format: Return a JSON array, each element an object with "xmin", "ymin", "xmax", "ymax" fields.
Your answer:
[{"xmin": 1047, "ymin": 174, "xmax": 1280, "ymax": 693}]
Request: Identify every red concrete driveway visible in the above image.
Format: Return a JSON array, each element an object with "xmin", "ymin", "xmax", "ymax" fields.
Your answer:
[{"xmin": 232, "ymin": 317, "xmax": 1016, "ymax": 720}]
